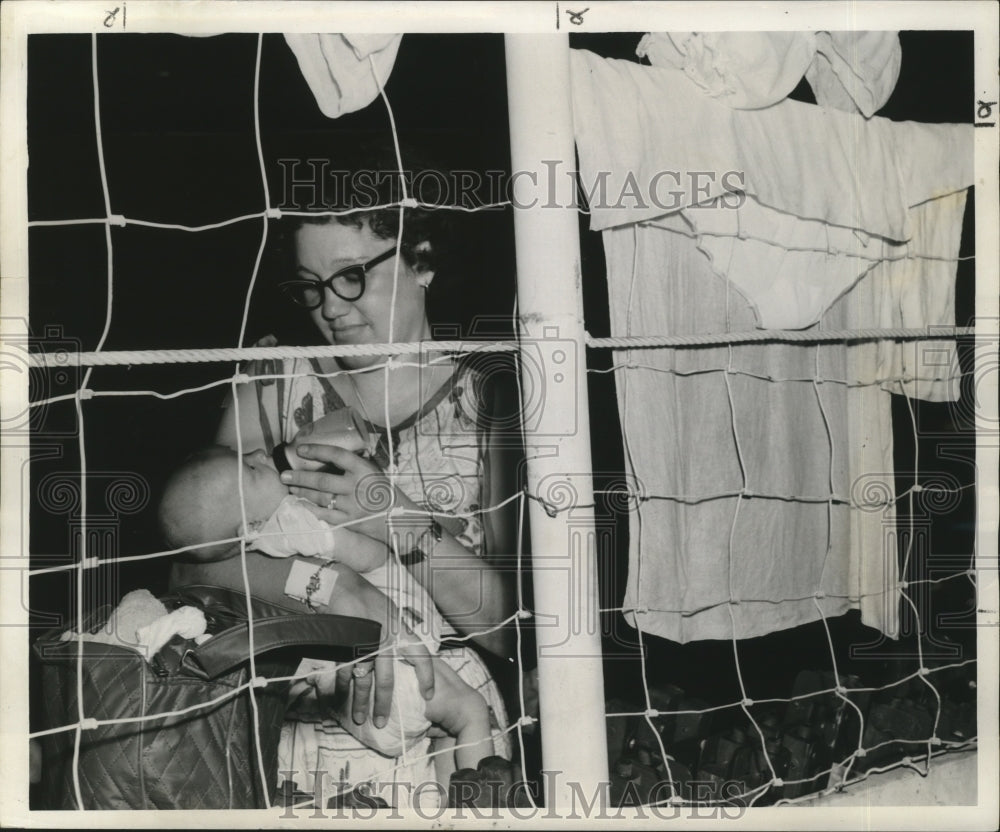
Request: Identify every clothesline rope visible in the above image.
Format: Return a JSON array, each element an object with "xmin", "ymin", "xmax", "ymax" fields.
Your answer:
[{"xmin": 25, "ymin": 326, "xmax": 978, "ymax": 368}]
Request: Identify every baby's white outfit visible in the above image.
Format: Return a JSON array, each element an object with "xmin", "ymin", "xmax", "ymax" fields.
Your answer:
[{"xmin": 248, "ymin": 495, "xmax": 442, "ymax": 757}]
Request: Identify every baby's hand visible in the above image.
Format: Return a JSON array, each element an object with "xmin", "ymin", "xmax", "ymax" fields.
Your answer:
[{"xmin": 301, "ymin": 505, "xmax": 388, "ymax": 573}]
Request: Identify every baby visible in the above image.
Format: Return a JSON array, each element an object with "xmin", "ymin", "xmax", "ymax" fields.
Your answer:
[{"xmin": 158, "ymin": 445, "xmax": 495, "ymax": 771}]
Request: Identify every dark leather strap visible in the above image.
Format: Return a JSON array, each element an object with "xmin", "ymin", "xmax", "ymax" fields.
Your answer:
[
  {"xmin": 33, "ymin": 586, "xmax": 383, "ymax": 685},
  {"xmin": 188, "ymin": 613, "xmax": 381, "ymax": 679},
  {"xmin": 157, "ymin": 585, "xmax": 381, "ymax": 679}
]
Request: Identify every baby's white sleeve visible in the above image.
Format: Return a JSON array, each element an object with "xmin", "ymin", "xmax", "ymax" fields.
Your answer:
[{"xmin": 247, "ymin": 495, "xmax": 338, "ymax": 559}]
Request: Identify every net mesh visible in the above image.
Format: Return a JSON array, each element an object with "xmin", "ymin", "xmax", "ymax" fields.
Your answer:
[{"xmin": 24, "ymin": 32, "xmax": 977, "ymax": 812}]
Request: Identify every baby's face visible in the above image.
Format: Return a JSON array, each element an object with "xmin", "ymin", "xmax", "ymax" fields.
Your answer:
[
  {"xmin": 236, "ymin": 449, "xmax": 289, "ymax": 522},
  {"xmin": 200, "ymin": 448, "xmax": 289, "ymax": 535},
  {"xmin": 163, "ymin": 446, "xmax": 292, "ymax": 556}
]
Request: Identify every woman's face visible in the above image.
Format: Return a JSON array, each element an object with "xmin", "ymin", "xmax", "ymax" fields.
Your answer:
[{"xmin": 295, "ymin": 221, "xmax": 432, "ymax": 370}]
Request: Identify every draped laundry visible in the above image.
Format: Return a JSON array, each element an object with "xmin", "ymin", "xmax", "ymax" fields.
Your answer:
[
  {"xmin": 636, "ymin": 31, "xmax": 902, "ymax": 116},
  {"xmin": 284, "ymin": 34, "xmax": 402, "ymax": 118},
  {"xmin": 570, "ymin": 48, "xmax": 971, "ymax": 642}
]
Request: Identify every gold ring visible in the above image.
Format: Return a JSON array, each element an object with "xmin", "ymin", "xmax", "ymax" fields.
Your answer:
[
  {"xmin": 327, "ymin": 494, "xmax": 337, "ymax": 510},
  {"xmin": 351, "ymin": 663, "xmax": 373, "ymax": 679}
]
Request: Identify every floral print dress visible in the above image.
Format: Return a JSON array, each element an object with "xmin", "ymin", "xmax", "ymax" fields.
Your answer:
[{"xmin": 252, "ymin": 355, "xmax": 511, "ymax": 807}]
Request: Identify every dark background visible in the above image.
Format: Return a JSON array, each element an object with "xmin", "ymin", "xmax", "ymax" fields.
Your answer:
[{"xmin": 28, "ymin": 31, "xmax": 976, "ymax": 749}]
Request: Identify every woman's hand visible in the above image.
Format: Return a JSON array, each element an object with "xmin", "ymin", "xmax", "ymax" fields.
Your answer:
[
  {"xmin": 281, "ymin": 444, "xmax": 418, "ymax": 544},
  {"xmin": 341, "ymin": 576, "xmax": 435, "ymax": 727}
]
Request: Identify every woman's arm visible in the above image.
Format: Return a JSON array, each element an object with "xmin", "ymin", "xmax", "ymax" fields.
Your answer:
[
  {"xmin": 169, "ymin": 551, "xmax": 434, "ymax": 724},
  {"xmin": 401, "ymin": 522, "xmax": 515, "ymax": 659},
  {"xmin": 411, "ymin": 365, "xmax": 524, "ymax": 659},
  {"xmin": 216, "ymin": 373, "xmax": 276, "ymax": 451},
  {"xmin": 285, "ymin": 444, "xmax": 517, "ymax": 659}
]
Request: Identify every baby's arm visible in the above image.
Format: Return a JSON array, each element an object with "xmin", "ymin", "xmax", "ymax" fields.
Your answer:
[
  {"xmin": 423, "ymin": 657, "xmax": 494, "ymax": 771},
  {"xmin": 295, "ymin": 504, "xmax": 388, "ymax": 574}
]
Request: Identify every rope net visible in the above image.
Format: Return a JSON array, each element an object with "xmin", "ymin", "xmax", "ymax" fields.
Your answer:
[{"xmin": 24, "ymin": 32, "xmax": 978, "ymax": 813}]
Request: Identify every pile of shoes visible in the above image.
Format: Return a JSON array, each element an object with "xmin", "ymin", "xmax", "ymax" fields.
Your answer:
[{"xmin": 606, "ymin": 665, "xmax": 976, "ymax": 806}]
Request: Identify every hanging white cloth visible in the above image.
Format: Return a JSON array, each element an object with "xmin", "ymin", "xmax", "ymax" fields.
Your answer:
[
  {"xmin": 636, "ymin": 31, "xmax": 901, "ymax": 116},
  {"xmin": 570, "ymin": 48, "xmax": 970, "ymax": 642},
  {"xmin": 284, "ymin": 34, "xmax": 402, "ymax": 118},
  {"xmin": 654, "ymin": 190, "xmax": 967, "ymax": 333},
  {"xmin": 636, "ymin": 32, "xmax": 819, "ymax": 110},
  {"xmin": 570, "ymin": 49, "xmax": 971, "ymax": 238},
  {"xmin": 806, "ymin": 31, "xmax": 903, "ymax": 117}
]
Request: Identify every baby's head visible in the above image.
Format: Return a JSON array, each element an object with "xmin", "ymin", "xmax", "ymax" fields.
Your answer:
[{"xmin": 159, "ymin": 445, "xmax": 288, "ymax": 562}]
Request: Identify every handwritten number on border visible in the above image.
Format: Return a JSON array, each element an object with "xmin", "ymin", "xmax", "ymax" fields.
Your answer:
[
  {"xmin": 103, "ymin": 3, "xmax": 126, "ymax": 29},
  {"xmin": 976, "ymin": 100, "xmax": 996, "ymax": 127}
]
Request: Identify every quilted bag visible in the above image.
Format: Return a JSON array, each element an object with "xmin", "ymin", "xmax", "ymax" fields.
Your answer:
[{"xmin": 32, "ymin": 584, "xmax": 380, "ymax": 810}]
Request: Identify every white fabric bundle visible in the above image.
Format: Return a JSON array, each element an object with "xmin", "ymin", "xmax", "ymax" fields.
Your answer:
[
  {"xmin": 284, "ymin": 34, "xmax": 402, "ymax": 118},
  {"xmin": 636, "ymin": 30, "xmax": 901, "ymax": 116}
]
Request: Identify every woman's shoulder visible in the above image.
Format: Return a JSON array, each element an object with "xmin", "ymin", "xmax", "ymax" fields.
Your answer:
[{"xmin": 244, "ymin": 336, "xmax": 310, "ymax": 384}]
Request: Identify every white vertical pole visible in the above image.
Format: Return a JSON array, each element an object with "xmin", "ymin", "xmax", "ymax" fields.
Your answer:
[{"xmin": 505, "ymin": 35, "xmax": 609, "ymax": 807}]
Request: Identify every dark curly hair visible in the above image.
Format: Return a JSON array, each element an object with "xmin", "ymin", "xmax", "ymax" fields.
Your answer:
[{"xmin": 287, "ymin": 139, "xmax": 455, "ymax": 275}]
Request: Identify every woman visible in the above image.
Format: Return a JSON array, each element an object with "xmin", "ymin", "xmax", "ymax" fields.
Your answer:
[{"xmin": 170, "ymin": 167, "xmax": 521, "ymax": 805}]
